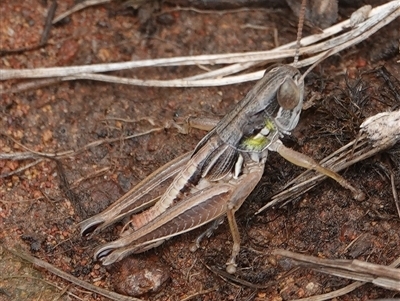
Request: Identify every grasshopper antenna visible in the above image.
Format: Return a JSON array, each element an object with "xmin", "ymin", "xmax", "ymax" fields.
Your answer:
[
  {"xmin": 293, "ymin": 0, "xmax": 335, "ymax": 82},
  {"xmin": 299, "ymin": 49, "xmax": 334, "ymax": 83},
  {"xmin": 293, "ymin": 0, "xmax": 307, "ymax": 66}
]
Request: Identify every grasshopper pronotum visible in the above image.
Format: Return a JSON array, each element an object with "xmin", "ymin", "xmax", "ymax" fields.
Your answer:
[{"xmin": 80, "ymin": 0, "xmax": 365, "ymax": 274}]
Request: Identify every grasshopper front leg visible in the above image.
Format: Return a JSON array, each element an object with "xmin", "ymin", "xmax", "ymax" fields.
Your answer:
[{"xmin": 269, "ymin": 140, "xmax": 365, "ymax": 201}]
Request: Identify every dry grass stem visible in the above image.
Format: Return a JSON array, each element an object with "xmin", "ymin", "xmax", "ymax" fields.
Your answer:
[
  {"xmin": 52, "ymin": 0, "xmax": 111, "ymax": 24},
  {"xmin": 0, "ymin": 128, "xmax": 163, "ymax": 178},
  {"xmin": 1, "ymin": 2, "xmax": 399, "ymax": 89},
  {"xmin": 3, "ymin": 246, "xmax": 144, "ymax": 301},
  {"xmin": 274, "ymin": 249, "xmax": 400, "ymax": 294}
]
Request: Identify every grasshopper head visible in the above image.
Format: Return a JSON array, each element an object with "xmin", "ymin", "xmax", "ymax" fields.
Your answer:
[
  {"xmin": 214, "ymin": 64, "xmax": 304, "ymax": 153},
  {"xmin": 237, "ymin": 65, "xmax": 304, "ymax": 152}
]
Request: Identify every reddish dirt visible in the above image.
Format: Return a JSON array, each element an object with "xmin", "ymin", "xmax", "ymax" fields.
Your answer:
[{"xmin": 1, "ymin": 1, "xmax": 399, "ymax": 300}]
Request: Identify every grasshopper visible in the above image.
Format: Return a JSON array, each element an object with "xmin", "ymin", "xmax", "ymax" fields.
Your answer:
[{"xmin": 80, "ymin": 0, "xmax": 364, "ymax": 274}]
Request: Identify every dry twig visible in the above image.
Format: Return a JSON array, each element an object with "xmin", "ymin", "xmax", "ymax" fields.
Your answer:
[
  {"xmin": 273, "ymin": 249, "xmax": 400, "ymax": 293},
  {"xmin": 1, "ymin": 2, "xmax": 399, "ymax": 90},
  {"xmin": 3, "ymin": 246, "xmax": 143, "ymax": 301},
  {"xmin": 0, "ymin": 0, "xmax": 57, "ymax": 55},
  {"xmin": 52, "ymin": 0, "xmax": 111, "ymax": 24},
  {"xmin": 0, "ymin": 127, "xmax": 163, "ymax": 178}
]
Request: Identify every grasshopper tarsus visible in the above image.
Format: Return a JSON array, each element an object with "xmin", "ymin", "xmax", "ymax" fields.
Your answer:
[
  {"xmin": 354, "ymin": 191, "xmax": 366, "ymax": 202},
  {"xmin": 226, "ymin": 262, "xmax": 237, "ymax": 275}
]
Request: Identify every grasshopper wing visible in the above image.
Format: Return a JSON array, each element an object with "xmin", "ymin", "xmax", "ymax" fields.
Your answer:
[{"xmin": 80, "ymin": 152, "xmax": 191, "ymax": 236}]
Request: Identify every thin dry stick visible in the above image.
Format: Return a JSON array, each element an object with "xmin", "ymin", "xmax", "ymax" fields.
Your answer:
[
  {"xmin": 0, "ymin": 276, "xmax": 84, "ymax": 301},
  {"xmin": 2, "ymin": 78, "xmax": 64, "ymax": 95},
  {"xmin": 4, "ymin": 247, "xmax": 143, "ymax": 301},
  {"xmin": 158, "ymin": 6, "xmax": 279, "ymax": 16},
  {"xmin": 206, "ymin": 264, "xmax": 276, "ymax": 289},
  {"xmin": 71, "ymin": 166, "xmax": 110, "ymax": 188},
  {"xmin": 40, "ymin": 0, "xmax": 58, "ymax": 45},
  {"xmin": 180, "ymin": 288, "xmax": 218, "ymax": 301},
  {"xmin": 273, "ymin": 249, "xmax": 400, "ymax": 294},
  {"xmin": 0, "ymin": 128, "xmax": 162, "ymax": 178},
  {"xmin": 0, "ymin": 152, "xmax": 42, "ymax": 160},
  {"xmin": 52, "ymin": 0, "xmax": 111, "ymax": 24},
  {"xmin": 0, "ymin": 48, "xmax": 296, "ymax": 80},
  {"xmin": 12, "ymin": 5, "xmax": 398, "ymax": 90},
  {"xmin": 0, "ymin": 127, "xmax": 163, "ymax": 160},
  {"xmin": 0, "ymin": 0, "xmax": 57, "ymax": 55},
  {"xmin": 52, "ymin": 284, "xmax": 71, "ymax": 301},
  {"xmin": 290, "ymin": 282, "xmax": 365, "ymax": 301},
  {"xmin": 183, "ymin": 61, "xmax": 256, "ymax": 80},
  {"xmin": 0, "ymin": 158, "xmax": 44, "ymax": 179},
  {"xmin": 391, "ymin": 170, "xmax": 400, "ymax": 218}
]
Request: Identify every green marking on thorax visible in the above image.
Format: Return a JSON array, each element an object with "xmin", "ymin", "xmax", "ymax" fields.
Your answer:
[{"xmin": 241, "ymin": 118, "xmax": 276, "ymax": 151}]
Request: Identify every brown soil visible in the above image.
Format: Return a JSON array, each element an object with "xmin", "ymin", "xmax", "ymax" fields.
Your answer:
[{"xmin": 1, "ymin": 1, "xmax": 399, "ymax": 300}]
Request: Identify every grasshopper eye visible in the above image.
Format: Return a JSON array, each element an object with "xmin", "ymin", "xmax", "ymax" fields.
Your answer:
[{"xmin": 277, "ymin": 77, "xmax": 300, "ymax": 110}]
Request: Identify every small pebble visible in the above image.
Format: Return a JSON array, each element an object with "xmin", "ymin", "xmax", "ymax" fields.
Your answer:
[{"xmin": 113, "ymin": 256, "xmax": 170, "ymax": 296}]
